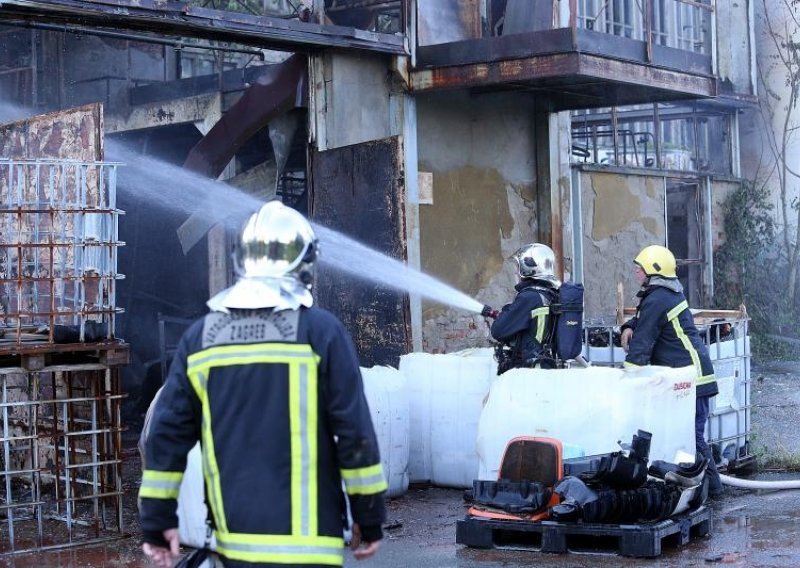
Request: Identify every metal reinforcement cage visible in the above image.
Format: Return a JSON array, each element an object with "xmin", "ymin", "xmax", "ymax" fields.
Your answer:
[
  {"xmin": 581, "ymin": 308, "xmax": 753, "ymax": 473},
  {"xmin": 0, "ymin": 160, "xmax": 123, "ymax": 344},
  {"xmin": 0, "ymin": 159, "xmax": 128, "ymax": 553}
]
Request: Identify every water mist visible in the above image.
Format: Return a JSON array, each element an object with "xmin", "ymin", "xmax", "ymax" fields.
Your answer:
[
  {"xmin": 0, "ymin": 100, "xmax": 486, "ymax": 315},
  {"xmin": 105, "ymin": 140, "xmax": 485, "ymax": 315}
]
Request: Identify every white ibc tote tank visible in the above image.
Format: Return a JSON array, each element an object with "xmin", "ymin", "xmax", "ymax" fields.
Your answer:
[
  {"xmin": 476, "ymin": 365, "xmax": 698, "ymax": 480},
  {"xmin": 400, "ymin": 348, "xmax": 496, "ymax": 487},
  {"xmin": 361, "ymin": 366, "xmax": 410, "ymax": 498}
]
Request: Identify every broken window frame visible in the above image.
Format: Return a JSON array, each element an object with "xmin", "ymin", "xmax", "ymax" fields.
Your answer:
[
  {"xmin": 181, "ymin": 0, "xmax": 409, "ymax": 35},
  {"xmin": 570, "ymin": 103, "xmax": 735, "ymax": 175},
  {"xmin": 666, "ymin": 178, "xmax": 706, "ymax": 306},
  {"xmin": 576, "ymin": 0, "xmax": 711, "ymax": 53}
]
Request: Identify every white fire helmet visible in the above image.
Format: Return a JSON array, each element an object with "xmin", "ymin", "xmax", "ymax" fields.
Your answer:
[
  {"xmin": 207, "ymin": 201, "xmax": 318, "ymax": 312},
  {"xmin": 234, "ymin": 200, "xmax": 318, "ymax": 284},
  {"xmin": 512, "ymin": 243, "xmax": 560, "ymax": 286}
]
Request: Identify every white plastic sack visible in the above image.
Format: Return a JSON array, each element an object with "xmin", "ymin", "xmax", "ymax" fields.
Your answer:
[
  {"xmin": 361, "ymin": 366, "xmax": 410, "ymax": 497},
  {"xmin": 177, "ymin": 443, "xmax": 217, "ymax": 551},
  {"xmin": 141, "ymin": 388, "xmax": 216, "ymax": 551},
  {"xmin": 400, "ymin": 348, "xmax": 496, "ymax": 487},
  {"xmin": 476, "ymin": 365, "xmax": 697, "ymax": 480}
]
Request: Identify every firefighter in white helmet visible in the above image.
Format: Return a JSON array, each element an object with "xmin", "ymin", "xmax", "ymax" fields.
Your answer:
[
  {"xmin": 140, "ymin": 201, "xmax": 387, "ymax": 567},
  {"xmin": 490, "ymin": 243, "xmax": 561, "ymax": 373},
  {"xmin": 621, "ymin": 244, "xmax": 722, "ymax": 498}
]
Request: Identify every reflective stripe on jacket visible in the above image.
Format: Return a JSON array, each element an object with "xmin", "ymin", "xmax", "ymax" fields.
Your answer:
[
  {"xmin": 139, "ymin": 306, "xmax": 387, "ymax": 566},
  {"xmin": 623, "ymin": 285, "xmax": 718, "ymax": 398},
  {"xmin": 490, "ymin": 282, "xmax": 556, "ymax": 362}
]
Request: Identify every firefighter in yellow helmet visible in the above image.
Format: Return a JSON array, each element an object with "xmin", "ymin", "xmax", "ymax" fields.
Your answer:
[
  {"xmin": 621, "ymin": 244, "xmax": 722, "ymax": 497},
  {"xmin": 139, "ymin": 201, "xmax": 387, "ymax": 567}
]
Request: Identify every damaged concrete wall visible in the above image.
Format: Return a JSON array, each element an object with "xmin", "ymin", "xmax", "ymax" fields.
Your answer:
[
  {"xmin": 310, "ymin": 51, "xmax": 394, "ymax": 151},
  {"xmin": 552, "ymin": 111, "xmax": 574, "ymax": 281},
  {"xmin": 715, "ymin": 0, "xmax": 755, "ymax": 95},
  {"xmin": 416, "ymin": 91, "xmax": 538, "ymax": 353},
  {"xmin": 61, "ymin": 35, "xmax": 171, "ymax": 116},
  {"xmin": 105, "ymin": 93, "xmax": 222, "ymax": 134},
  {"xmin": 580, "ymin": 170, "xmax": 665, "ymax": 319}
]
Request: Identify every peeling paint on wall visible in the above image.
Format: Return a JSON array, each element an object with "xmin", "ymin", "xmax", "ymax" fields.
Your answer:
[
  {"xmin": 419, "ymin": 164, "xmax": 516, "ymax": 303},
  {"xmin": 418, "ymin": 182, "xmax": 533, "ymax": 352},
  {"xmin": 416, "ymin": 91, "xmax": 539, "ymax": 353},
  {"xmin": 590, "ymin": 173, "xmax": 663, "ymax": 241},
  {"xmin": 582, "ymin": 171, "xmax": 665, "ymax": 318}
]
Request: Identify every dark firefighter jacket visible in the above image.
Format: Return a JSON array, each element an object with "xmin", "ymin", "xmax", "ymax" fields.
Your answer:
[
  {"xmin": 490, "ymin": 280, "xmax": 557, "ymax": 363},
  {"xmin": 139, "ymin": 306, "xmax": 387, "ymax": 566},
  {"xmin": 622, "ymin": 279, "xmax": 718, "ymax": 398}
]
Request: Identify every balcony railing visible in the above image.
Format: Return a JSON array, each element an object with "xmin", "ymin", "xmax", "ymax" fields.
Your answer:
[
  {"xmin": 575, "ymin": 0, "xmax": 713, "ymax": 54},
  {"xmin": 417, "ymin": 0, "xmax": 715, "ymax": 68}
]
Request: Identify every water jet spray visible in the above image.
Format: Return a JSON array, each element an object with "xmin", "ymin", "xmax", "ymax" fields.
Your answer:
[{"xmin": 104, "ymin": 138, "xmax": 490, "ymax": 316}]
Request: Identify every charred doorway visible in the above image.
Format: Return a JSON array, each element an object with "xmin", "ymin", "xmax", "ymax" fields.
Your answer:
[
  {"xmin": 311, "ymin": 135, "xmax": 411, "ymax": 367},
  {"xmin": 666, "ymin": 178, "xmax": 704, "ymax": 306}
]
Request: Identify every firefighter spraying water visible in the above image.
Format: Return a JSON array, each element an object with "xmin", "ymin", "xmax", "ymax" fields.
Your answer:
[{"xmin": 480, "ymin": 243, "xmax": 584, "ymax": 374}]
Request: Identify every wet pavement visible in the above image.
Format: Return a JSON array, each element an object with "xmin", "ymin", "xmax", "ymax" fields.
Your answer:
[
  {"xmin": 5, "ymin": 483, "xmax": 800, "ymax": 568},
  {"xmin": 347, "ymin": 484, "xmax": 800, "ymax": 568},
  {"xmin": 3, "ymin": 361, "xmax": 800, "ymax": 567}
]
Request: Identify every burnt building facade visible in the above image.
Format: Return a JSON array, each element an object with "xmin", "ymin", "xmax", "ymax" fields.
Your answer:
[{"xmin": 0, "ymin": 0, "xmax": 757, "ymax": 367}]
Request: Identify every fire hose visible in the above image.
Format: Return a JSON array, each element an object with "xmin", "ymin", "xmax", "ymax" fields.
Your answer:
[{"xmin": 720, "ymin": 474, "xmax": 800, "ymax": 490}]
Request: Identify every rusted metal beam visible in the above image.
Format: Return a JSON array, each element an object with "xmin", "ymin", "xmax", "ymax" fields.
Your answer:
[
  {"xmin": 412, "ymin": 52, "xmax": 581, "ymax": 91},
  {"xmin": 183, "ymin": 53, "xmax": 307, "ymax": 178},
  {"xmin": 411, "ymin": 52, "xmax": 716, "ymax": 106},
  {"xmin": 0, "ymin": 0, "xmax": 407, "ymax": 54}
]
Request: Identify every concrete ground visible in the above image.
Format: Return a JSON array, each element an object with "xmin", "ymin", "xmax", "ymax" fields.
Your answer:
[
  {"xmin": 751, "ymin": 360, "xmax": 800, "ymax": 465},
  {"xmin": 3, "ymin": 360, "xmax": 800, "ymax": 568}
]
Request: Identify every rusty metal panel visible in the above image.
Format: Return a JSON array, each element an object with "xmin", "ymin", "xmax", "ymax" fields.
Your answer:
[
  {"xmin": 0, "ymin": 102, "xmax": 103, "ymax": 161},
  {"xmin": 0, "ymin": 0, "xmax": 406, "ymax": 54},
  {"xmin": 184, "ymin": 55, "xmax": 306, "ymax": 178},
  {"xmin": 417, "ymin": 0, "xmax": 481, "ymax": 46},
  {"xmin": 311, "ymin": 135, "xmax": 411, "ymax": 367}
]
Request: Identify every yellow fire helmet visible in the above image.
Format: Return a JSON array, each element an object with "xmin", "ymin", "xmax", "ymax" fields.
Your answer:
[{"xmin": 634, "ymin": 245, "xmax": 677, "ymax": 278}]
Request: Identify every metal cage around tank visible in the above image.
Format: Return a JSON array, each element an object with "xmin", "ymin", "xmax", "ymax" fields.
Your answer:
[
  {"xmin": 0, "ymin": 346, "xmax": 129, "ymax": 554},
  {"xmin": 0, "ymin": 160, "xmax": 124, "ymax": 346},
  {"xmin": 580, "ymin": 310, "xmax": 753, "ymax": 473},
  {"xmin": 0, "ymin": 158, "xmax": 129, "ymax": 553}
]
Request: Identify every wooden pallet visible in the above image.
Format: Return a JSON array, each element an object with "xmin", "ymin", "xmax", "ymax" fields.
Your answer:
[
  {"xmin": 456, "ymin": 506, "xmax": 711, "ymax": 558},
  {"xmin": 0, "ymin": 341, "xmax": 129, "ymax": 370}
]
